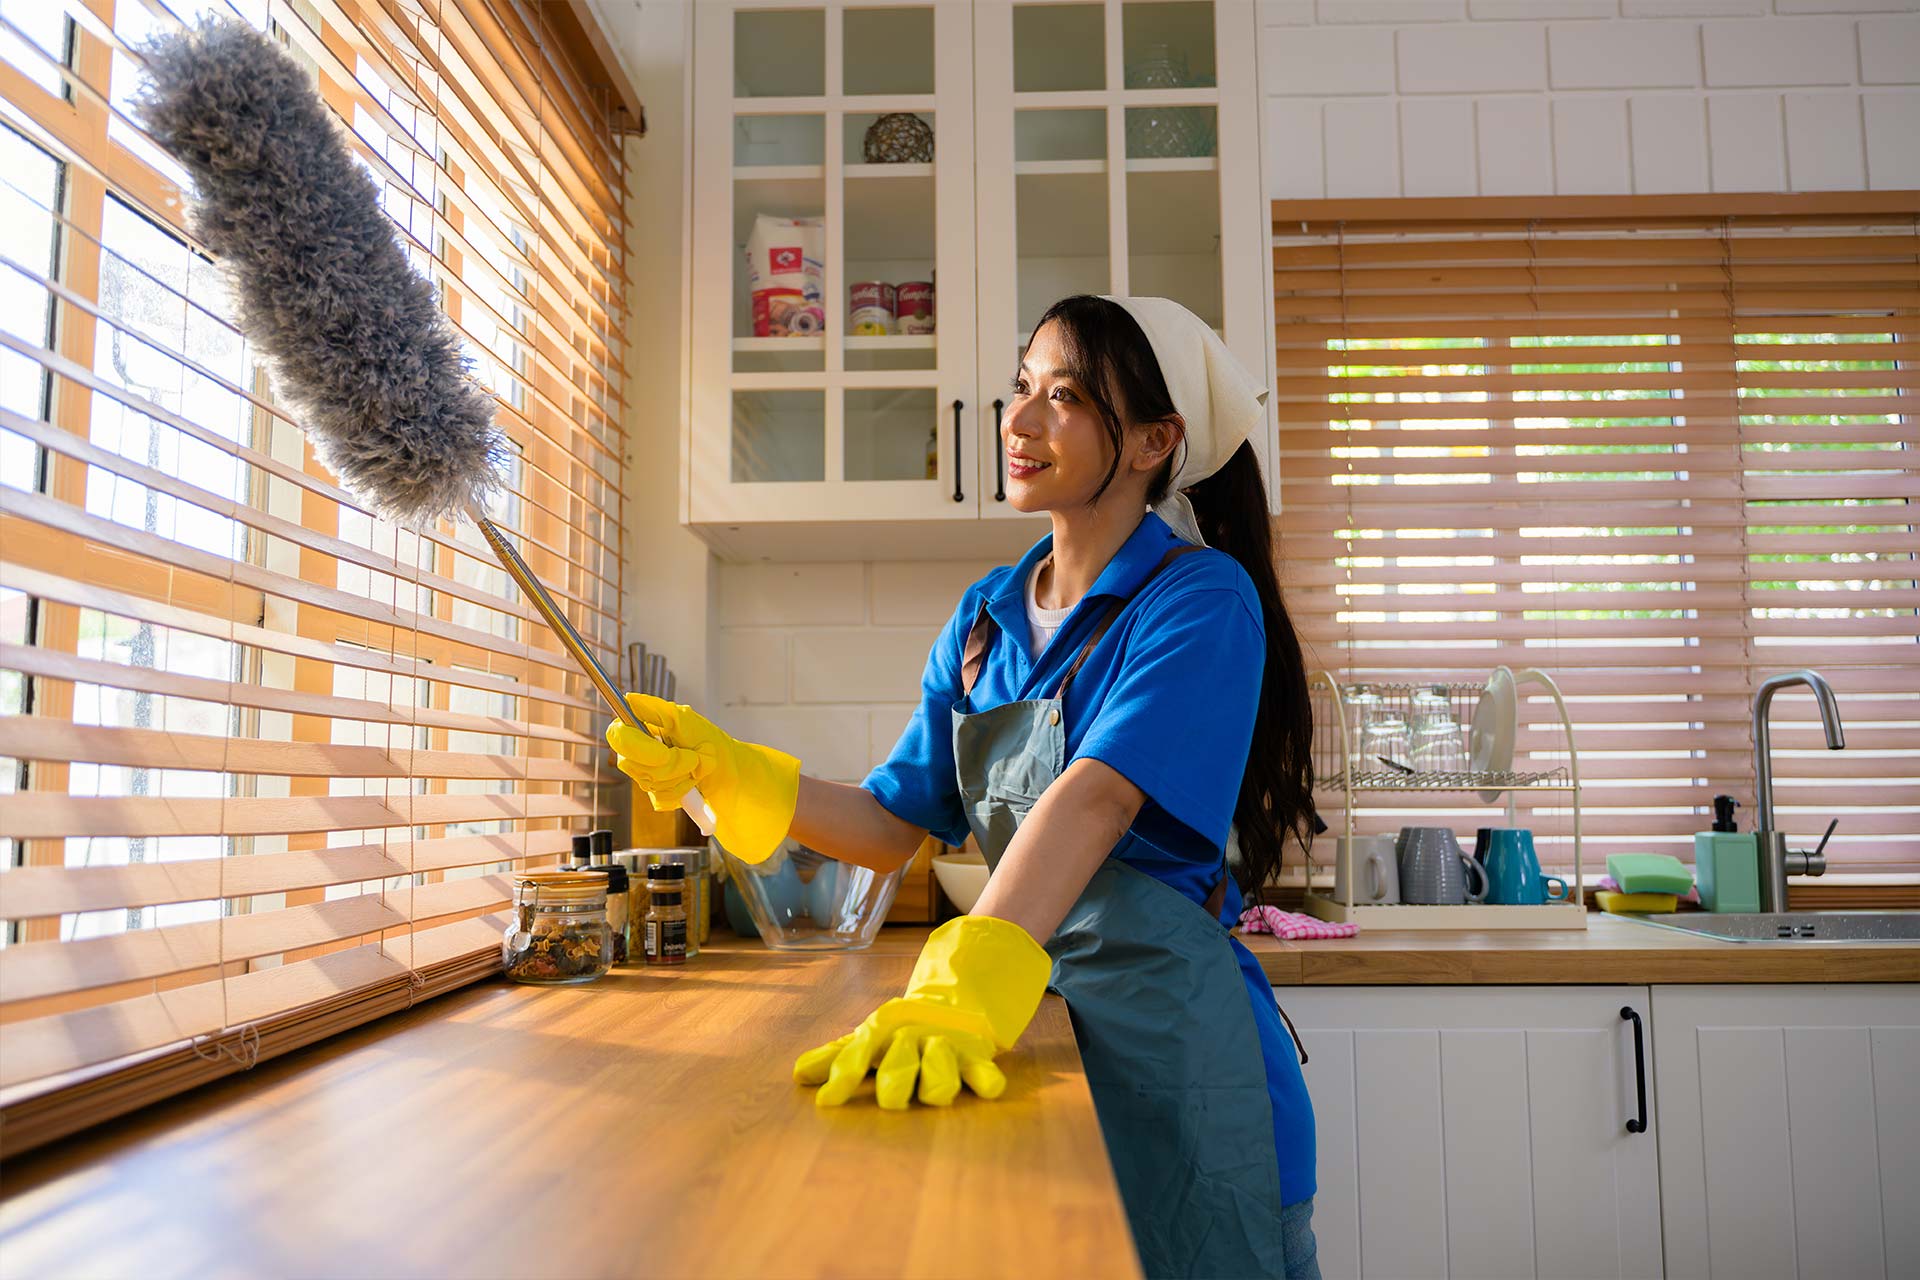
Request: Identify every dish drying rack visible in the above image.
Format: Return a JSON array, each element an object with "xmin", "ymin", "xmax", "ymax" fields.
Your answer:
[{"xmin": 1305, "ymin": 669, "xmax": 1586, "ymax": 930}]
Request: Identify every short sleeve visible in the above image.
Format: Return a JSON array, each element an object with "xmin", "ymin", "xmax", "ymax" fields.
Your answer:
[
  {"xmin": 1069, "ymin": 587, "xmax": 1264, "ymax": 852},
  {"xmin": 860, "ymin": 590, "xmax": 978, "ymax": 849}
]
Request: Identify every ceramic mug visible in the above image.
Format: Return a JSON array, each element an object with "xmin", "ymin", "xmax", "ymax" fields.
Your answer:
[
  {"xmin": 1397, "ymin": 827, "xmax": 1489, "ymax": 905},
  {"xmin": 1334, "ymin": 834, "xmax": 1400, "ymax": 904},
  {"xmin": 1479, "ymin": 827, "xmax": 1570, "ymax": 906}
]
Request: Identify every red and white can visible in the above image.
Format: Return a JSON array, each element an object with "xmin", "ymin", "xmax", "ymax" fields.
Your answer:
[
  {"xmin": 849, "ymin": 281, "xmax": 895, "ymax": 336},
  {"xmin": 896, "ymin": 281, "xmax": 935, "ymax": 335}
]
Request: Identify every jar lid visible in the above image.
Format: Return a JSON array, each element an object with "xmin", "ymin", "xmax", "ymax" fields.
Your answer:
[
  {"xmin": 642, "ymin": 846, "xmax": 708, "ymax": 873},
  {"xmin": 647, "ymin": 863, "xmax": 686, "ymax": 881},
  {"xmin": 585, "ymin": 862, "xmax": 629, "ymax": 893},
  {"xmin": 513, "ymin": 869, "xmax": 609, "ymax": 902}
]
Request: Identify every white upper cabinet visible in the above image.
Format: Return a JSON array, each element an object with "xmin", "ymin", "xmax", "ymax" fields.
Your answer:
[{"xmin": 686, "ymin": 0, "xmax": 1270, "ymax": 562}]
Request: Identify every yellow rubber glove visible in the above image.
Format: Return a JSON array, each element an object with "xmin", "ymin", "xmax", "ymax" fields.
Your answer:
[
  {"xmin": 793, "ymin": 915, "xmax": 1052, "ymax": 1110},
  {"xmin": 604, "ymin": 693, "xmax": 799, "ymax": 865}
]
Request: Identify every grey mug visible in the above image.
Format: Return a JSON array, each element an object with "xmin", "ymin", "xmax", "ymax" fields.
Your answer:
[{"xmin": 1397, "ymin": 827, "xmax": 1489, "ymax": 905}]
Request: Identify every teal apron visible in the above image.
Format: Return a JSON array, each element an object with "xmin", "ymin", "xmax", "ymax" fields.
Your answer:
[{"xmin": 951, "ymin": 545, "xmax": 1300, "ymax": 1280}]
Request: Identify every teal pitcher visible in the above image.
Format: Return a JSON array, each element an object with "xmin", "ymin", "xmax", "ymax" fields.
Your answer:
[{"xmin": 1478, "ymin": 828, "xmax": 1570, "ymax": 906}]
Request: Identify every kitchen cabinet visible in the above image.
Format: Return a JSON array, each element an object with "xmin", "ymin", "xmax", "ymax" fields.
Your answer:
[
  {"xmin": 1650, "ymin": 984, "xmax": 1920, "ymax": 1280},
  {"xmin": 685, "ymin": 0, "xmax": 1271, "ymax": 561},
  {"xmin": 1282, "ymin": 987, "xmax": 1663, "ymax": 1280}
]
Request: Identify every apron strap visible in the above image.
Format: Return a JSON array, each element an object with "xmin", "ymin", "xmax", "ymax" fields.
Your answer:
[
  {"xmin": 1203, "ymin": 873, "xmax": 1229, "ymax": 920},
  {"xmin": 959, "ymin": 600, "xmax": 994, "ymax": 698},
  {"xmin": 960, "ymin": 543, "xmax": 1206, "ymax": 701}
]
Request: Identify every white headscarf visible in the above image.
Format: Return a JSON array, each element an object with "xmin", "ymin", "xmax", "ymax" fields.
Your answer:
[{"xmin": 1099, "ymin": 296, "xmax": 1268, "ymax": 547}]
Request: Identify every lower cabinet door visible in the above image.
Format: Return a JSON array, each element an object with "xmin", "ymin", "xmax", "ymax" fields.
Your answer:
[
  {"xmin": 1651, "ymin": 983, "xmax": 1920, "ymax": 1280},
  {"xmin": 1280, "ymin": 986, "xmax": 1662, "ymax": 1280}
]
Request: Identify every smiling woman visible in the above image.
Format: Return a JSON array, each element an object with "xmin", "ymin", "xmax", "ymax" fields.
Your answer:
[{"xmin": 611, "ymin": 293, "xmax": 1327, "ymax": 1280}]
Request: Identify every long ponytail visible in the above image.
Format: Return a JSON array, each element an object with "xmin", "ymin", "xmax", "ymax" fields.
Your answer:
[
  {"xmin": 1029, "ymin": 296, "xmax": 1316, "ymax": 901},
  {"xmin": 1183, "ymin": 441, "xmax": 1317, "ymax": 902}
]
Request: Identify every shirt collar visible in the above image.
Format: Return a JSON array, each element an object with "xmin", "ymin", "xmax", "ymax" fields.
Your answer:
[{"xmin": 984, "ymin": 511, "xmax": 1183, "ymax": 667}]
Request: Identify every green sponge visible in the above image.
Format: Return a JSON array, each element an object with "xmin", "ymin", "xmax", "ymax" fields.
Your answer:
[{"xmin": 1607, "ymin": 853, "xmax": 1694, "ymax": 896}]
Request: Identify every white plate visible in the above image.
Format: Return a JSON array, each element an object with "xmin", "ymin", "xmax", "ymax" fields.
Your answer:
[{"xmin": 1470, "ymin": 665, "xmax": 1517, "ymax": 803}]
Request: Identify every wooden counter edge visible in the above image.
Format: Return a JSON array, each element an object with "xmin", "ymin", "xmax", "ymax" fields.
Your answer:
[{"xmin": 1239, "ymin": 932, "xmax": 1920, "ymax": 985}]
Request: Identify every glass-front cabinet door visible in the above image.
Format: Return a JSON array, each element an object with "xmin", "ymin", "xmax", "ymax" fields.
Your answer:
[
  {"xmin": 690, "ymin": 1, "xmax": 977, "ymax": 527},
  {"xmin": 972, "ymin": 0, "xmax": 1270, "ymax": 518}
]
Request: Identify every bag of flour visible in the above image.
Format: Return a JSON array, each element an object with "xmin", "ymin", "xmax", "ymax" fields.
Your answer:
[{"xmin": 745, "ymin": 214, "xmax": 825, "ymax": 337}]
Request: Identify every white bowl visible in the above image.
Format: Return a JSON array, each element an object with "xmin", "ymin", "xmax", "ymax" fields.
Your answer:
[{"xmin": 932, "ymin": 851, "xmax": 990, "ymax": 913}]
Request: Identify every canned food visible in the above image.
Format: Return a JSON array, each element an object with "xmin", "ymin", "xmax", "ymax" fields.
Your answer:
[
  {"xmin": 896, "ymin": 281, "xmax": 934, "ymax": 335},
  {"xmin": 849, "ymin": 281, "xmax": 895, "ymax": 336}
]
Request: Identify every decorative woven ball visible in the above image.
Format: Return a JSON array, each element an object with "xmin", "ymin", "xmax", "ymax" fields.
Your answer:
[{"xmin": 863, "ymin": 112, "xmax": 933, "ymax": 164}]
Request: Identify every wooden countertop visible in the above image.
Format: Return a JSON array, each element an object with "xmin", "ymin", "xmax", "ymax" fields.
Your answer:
[
  {"xmin": 0, "ymin": 935, "xmax": 1141, "ymax": 1280},
  {"xmin": 4, "ymin": 914, "xmax": 1914, "ymax": 1276},
  {"xmin": 1238, "ymin": 911, "xmax": 1920, "ymax": 985}
]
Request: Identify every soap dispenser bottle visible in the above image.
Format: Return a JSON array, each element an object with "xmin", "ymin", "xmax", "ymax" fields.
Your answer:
[{"xmin": 1695, "ymin": 794, "xmax": 1761, "ymax": 913}]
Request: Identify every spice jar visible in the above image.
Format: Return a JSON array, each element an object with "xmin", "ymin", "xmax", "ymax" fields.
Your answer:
[
  {"xmin": 623, "ymin": 847, "xmax": 710, "ymax": 956},
  {"xmin": 644, "ymin": 863, "xmax": 689, "ymax": 966},
  {"xmin": 585, "ymin": 861, "xmax": 631, "ymax": 964},
  {"xmin": 503, "ymin": 870, "xmax": 612, "ymax": 984}
]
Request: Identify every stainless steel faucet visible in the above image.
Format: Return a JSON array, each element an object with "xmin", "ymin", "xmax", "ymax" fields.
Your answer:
[{"xmin": 1751, "ymin": 669, "xmax": 1845, "ymax": 913}]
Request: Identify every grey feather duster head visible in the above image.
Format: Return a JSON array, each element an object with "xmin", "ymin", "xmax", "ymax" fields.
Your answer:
[{"xmin": 133, "ymin": 17, "xmax": 506, "ymax": 525}]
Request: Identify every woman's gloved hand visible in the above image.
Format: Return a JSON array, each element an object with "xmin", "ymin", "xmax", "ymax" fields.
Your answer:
[
  {"xmin": 794, "ymin": 915, "xmax": 1051, "ymax": 1110},
  {"xmin": 605, "ymin": 693, "xmax": 799, "ymax": 864}
]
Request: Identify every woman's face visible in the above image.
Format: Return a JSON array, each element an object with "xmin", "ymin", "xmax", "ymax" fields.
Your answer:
[{"xmin": 1003, "ymin": 320, "xmax": 1164, "ymax": 514}]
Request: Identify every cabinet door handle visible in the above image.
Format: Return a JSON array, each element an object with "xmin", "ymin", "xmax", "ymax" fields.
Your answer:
[
  {"xmin": 952, "ymin": 399, "xmax": 965, "ymax": 503},
  {"xmin": 1620, "ymin": 1006, "xmax": 1648, "ymax": 1134},
  {"xmin": 992, "ymin": 399, "xmax": 1006, "ymax": 502}
]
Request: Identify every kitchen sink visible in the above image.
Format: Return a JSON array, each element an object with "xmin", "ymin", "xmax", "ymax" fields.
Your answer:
[{"xmin": 1620, "ymin": 910, "xmax": 1920, "ymax": 943}]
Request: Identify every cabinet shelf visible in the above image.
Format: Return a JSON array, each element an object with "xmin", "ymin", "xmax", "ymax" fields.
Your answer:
[
  {"xmin": 845, "ymin": 163, "xmax": 933, "ymax": 180},
  {"xmin": 733, "ymin": 335, "xmax": 937, "ymax": 353},
  {"xmin": 1008, "ymin": 158, "xmax": 1220, "ymax": 177},
  {"xmin": 734, "ymin": 164, "xmax": 823, "ymax": 181}
]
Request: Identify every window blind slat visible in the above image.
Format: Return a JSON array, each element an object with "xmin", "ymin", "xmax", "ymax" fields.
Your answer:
[
  {"xmin": 0, "ymin": 319, "xmax": 623, "ymax": 607},
  {"xmin": 0, "ymin": 875, "xmax": 512, "ymax": 1003},
  {"xmin": 0, "ymin": 487, "xmax": 616, "ymax": 672},
  {"xmin": 3, "ymin": 719, "xmax": 598, "ymax": 783},
  {"xmin": 0, "ymin": 567, "xmax": 598, "ymax": 718},
  {"xmin": 0, "ymin": 403, "xmax": 612, "ymax": 636},
  {"xmin": 0, "ymin": 792, "xmax": 592, "ymax": 841},
  {"xmin": 0, "ymin": 831, "xmax": 573, "ymax": 919}
]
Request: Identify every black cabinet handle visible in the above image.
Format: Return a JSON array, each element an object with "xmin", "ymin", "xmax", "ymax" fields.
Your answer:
[
  {"xmin": 1620, "ymin": 1006, "xmax": 1647, "ymax": 1134},
  {"xmin": 992, "ymin": 399, "xmax": 1006, "ymax": 502},
  {"xmin": 952, "ymin": 399, "xmax": 964, "ymax": 503}
]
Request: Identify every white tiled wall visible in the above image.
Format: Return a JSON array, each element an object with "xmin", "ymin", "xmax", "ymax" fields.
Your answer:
[
  {"xmin": 710, "ymin": 560, "xmax": 1001, "ymax": 782},
  {"xmin": 1261, "ymin": 0, "xmax": 1920, "ymax": 197}
]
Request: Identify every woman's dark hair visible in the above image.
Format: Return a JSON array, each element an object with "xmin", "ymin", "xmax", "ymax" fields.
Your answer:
[{"xmin": 1025, "ymin": 295, "xmax": 1315, "ymax": 903}]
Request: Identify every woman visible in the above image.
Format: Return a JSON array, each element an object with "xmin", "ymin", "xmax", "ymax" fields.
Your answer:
[{"xmin": 609, "ymin": 295, "xmax": 1320, "ymax": 1280}]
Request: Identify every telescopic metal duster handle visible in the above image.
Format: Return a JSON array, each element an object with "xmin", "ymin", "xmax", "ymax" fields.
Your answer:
[{"xmin": 468, "ymin": 507, "xmax": 717, "ymax": 838}]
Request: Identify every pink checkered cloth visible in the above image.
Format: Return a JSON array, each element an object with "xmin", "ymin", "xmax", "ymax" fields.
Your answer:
[{"xmin": 1237, "ymin": 904, "xmax": 1359, "ymax": 940}]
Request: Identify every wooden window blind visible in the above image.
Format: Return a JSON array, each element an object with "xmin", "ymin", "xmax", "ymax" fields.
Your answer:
[
  {"xmin": 0, "ymin": 0, "xmax": 631, "ymax": 1155},
  {"xmin": 1272, "ymin": 194, "xmax": 1918, "ymax": 876}
]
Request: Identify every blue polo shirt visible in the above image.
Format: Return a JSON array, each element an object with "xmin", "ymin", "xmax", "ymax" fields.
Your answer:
[{"xmin": 862, "ymin": 510, "xmax": 1318, "ymax": 1208}]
